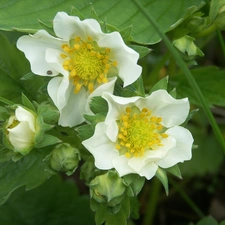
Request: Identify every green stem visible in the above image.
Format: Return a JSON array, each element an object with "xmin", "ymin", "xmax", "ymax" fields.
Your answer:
[
  {"xmin": 132, "ymin": 0, "xmax": 225, "ymax": 153},
  {"xmin": 170, "ymin": 179, "xmax": 205, "ymax": 218},
  {"xmin": 0, "ymin": 96, "xmax": 14, "ymax": 105},
  {"xmin": 142, "ymin": 178, "xmax": 161, "ymax": 225},
  {"xmin": 217, "ymin": 29, "xmax": 225, "ymax": 59}
]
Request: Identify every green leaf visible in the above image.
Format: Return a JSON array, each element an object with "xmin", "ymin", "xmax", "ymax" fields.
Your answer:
[
  {"xmin": 0, "ymin": 0, "xmax": 203, "ymax": 44},
  {"xmin": 0, "ymin": 32, "xmax": 45, "ymax": 102},
  {"xmin": 176, "ymin": 66, "xmax": 225, "ymax": 107},
  {"xmin": 0, "ymin": 175, "xmax": 95, "ymax": 225},
  {"xmin": 195, "ymin": 216, "xmax": 218, "ymax": 225},
  {"xmin": 0, "ymin": 149, "xmax": 54, "ymax": 205},
  {"xmin": 149, "ymin": 76, "xmax": 168, "ymax": 94},
  {"xmin": 220, "ymin": 221, "xmax": 225, "ymax": 225},
  {"xmin": 155, "ymin": 167, "xmax": 168, "ymax": 195}
]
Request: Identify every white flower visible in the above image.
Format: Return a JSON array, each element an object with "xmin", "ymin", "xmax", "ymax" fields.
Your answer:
[
  {"xmin": 17, "ymin": 12, "xmax": 142, "ymax": 127},
  {"xmin": 6, "ymin": 106, "xmax": 36, "ymax": 155},
  {"xmin": 82, "ymin": 90, "xmax": 193, "ymax": 180}
]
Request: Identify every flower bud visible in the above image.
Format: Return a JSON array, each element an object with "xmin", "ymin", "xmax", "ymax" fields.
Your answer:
[
  {"xmin": 5, "ymin": 106, "xmax": 36, "ymax": 155},
  {"xmin": 210, "ymin": 0, "xmax": 225, "ymax": 30},
  {"xmin": 89, "ymin": 171, "xmax": 126, "ymax": 207},
  {"xmin": 173, "ymin": 35, "xmax": 204, "ymax": 57},
  {"xmin": 50, "ymin": 143, "xmax": 80, "ymax": 175}
]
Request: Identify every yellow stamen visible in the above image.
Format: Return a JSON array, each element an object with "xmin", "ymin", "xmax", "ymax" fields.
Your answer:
[{"xmin": 116, "ymin": 107, "xmax": 168, "ymax": 158}]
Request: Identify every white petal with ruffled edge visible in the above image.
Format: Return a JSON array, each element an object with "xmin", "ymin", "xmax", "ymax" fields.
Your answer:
[
  {"xmin": 98, "ymin": 32, "xmax": 142, "ymax": 87},
  {"xmin": 17, "ymin": 30, "xmax": 64, "ymax": 76},
  {"xmin": 157, "ymin": 126, "xmax": 193, "ymax": 168},
  {"xmin": 53, "ymin": 12, "xmax": 104, "ymax": 41},
  {"xmin": 140, "ymin": 90, "xmax": 189, "ymax": 127},
  {"xmin": 47, "ymin": 76, "xmax": 87, "ymax": 127},
  {"xmin": 82, "ymin": 122, "xmax": 118, "ymax": 169}
]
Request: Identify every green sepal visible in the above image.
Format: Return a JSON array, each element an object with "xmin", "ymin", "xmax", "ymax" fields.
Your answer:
[
  {"xmin": 76, "ymin": 124, "xmax": 95, "ymax": 141},
  {"xmin": 105, "ymin": 195, "xmax": 130, "ymax": 225},
  {"xmin": 20, "ymin": 72, "xmax": 36, "ymax": 80},
  {"xmin": 155, "ymin": 167, "xmax": 169, "ymax": 195},
  {"xmin": 89, "ymin": 96, "xmax": 108, "ymax": 115},
  {"xmin": 95, "ymin": 203, "xmax": 107, "ymax": 225},
  {"xmin": 129, "ymin": 44, "xmax": 152, "ymax": 58},
  {"xmin": 0, "ymin": 106, "xmax": 10, "ymax": 121},
  {"xmin": 169, "ymin": 88, "xmax": 177, "ymax": 98},
  {"xmin": 83, "ymin": 113, "xmax": 106, "ymax": 126},
  {"xmin": 36, "ymin": 102, "xmax": 59, "ymax": 125},
  {"xmin": 34, "ymin": 116, "xmax": 61, "ymax": 148},
  {"xmin": 182, "ymin": 108, "xmax": 199, "ymax": 126},
  {"xmin": 70, "ymin": 6, "xmax": 85, "ymax": 20},
  {"xmin": 120, "ymin": 25, "xmax": 133, "ymax": 42},
  {"xmin": 149, "ymin": 76, "xmax": 168, "ymax": 94},
  {"xmin": 80, "ymin": 156, "xmax": 103, "ymax": 183},
  {"xmin": 35, "ymin": 134, "xmax": 61, "ymax": 149},
  {"xmin": 21, "ymin": 93, "xmax": 36, "ymax": 112},
  {"xmin": 91, "ymin": 7, "xmax": 100, "ymax": 22},
  {"xmin": 114, "ymin": 76, "xmax": 145, "ymax": 97},
  {"xmin": 0, "ymin": 147, "xmax": 14, "ymax": 163},
  {"xmin": 166, "ymin": 164, "xmax": 182, "ymax": 179},
  {"xmin": 123, "ymin": 174, "xmax": 145, "ymax": 197},
  {"xmin": 38, "ymin": 19, "xmax": 55, "ymax": 37}
]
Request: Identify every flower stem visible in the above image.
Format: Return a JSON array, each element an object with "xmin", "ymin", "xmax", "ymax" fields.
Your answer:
[
  {"xmin": 132, "ymin": 0, "xmax": 225, "ymax": 153},
  {"xmin": 217, "ymin": 30, "xmax": 225, "ymax": 59}
]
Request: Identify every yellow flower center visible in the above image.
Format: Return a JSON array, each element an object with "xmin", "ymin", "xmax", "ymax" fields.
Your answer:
[
  {"xmin": 116, "ymin": 107, "xmax": 168, "ymax": 158},
  {"xmin": 61, "ymin": 36, "xmax": 117, "ymax": 93}
]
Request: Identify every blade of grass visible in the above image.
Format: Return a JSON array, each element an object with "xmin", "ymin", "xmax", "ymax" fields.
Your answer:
[
  {"xmin": 217, "ymin": 30, "xmax": 225, "ymax": 59},
  {"xmin": 132, "ymin": 0, "xmax": 225, "ymax": 153}
]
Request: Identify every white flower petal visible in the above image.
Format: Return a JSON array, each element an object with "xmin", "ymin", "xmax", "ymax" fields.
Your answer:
[
  {"xmin": 106, "ymin": 121, "xmax": 118, "ymax": 142},
  {"xmin": 82, "ymin": 122, "xmax": 118, "ymax": 169},
  {"xmin": 48, "ymin": 76, "xmax": 87, "ymax": 127},
  {"xmin": 139, "ymin": 162, "xmax": 158, "ymax": 180},
  {"xmin": 141, "ymin": 90, "xmax": 189, "ymax": 127},
  {"xmin": 47, "ymin": 76, "xmax": 70, "ymax": 110},
  {"xmin": 45, "ymin": 48, "xmax": 69, "ymax": 76},
  {"xmin": 102, "ymin": 92, "xmax": 140, "ymax": 123},
  {"xmin": 15, "ymin": 106, "xmax": 36, "ymax": 132},
  {"xmin": 53, "ymin": 12, "xmax": 104, "ymax": 41},
  {"xmin": 98, "ymin": 32, "xmax": 142, "ymax": 87},
  {"xmin": 86, "ymin": 77, "xmax": 116, "ymax": 114},
  {"xmin": 157, "ymin": 126, "xmax": 193, "ymax": 168},
  {"xmin": 17, "ymin": 30, "xmax": 63, "ymax": 76},
  {"xmin": 112, "ymin": 155, "xmax": 136, "ymax": 177},
  {"xmin": 8, "ymin": 122, "xmax": 34, "ymax": 150}
]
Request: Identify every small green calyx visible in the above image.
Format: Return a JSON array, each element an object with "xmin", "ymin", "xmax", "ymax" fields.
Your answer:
[
  {"xmin": 89, "ymin": 171, "xmax": 127, "ymax": 207},
  {"xmin": 50, "ymin": 143, "xmax": 80, "ymax": 175}
]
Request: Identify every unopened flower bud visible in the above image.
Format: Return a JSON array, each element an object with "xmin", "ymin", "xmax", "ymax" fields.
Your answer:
[
  {"xmin": 210, "ymin": 0, "xmax": 225, "ymax": 30},
  {"xmin": 50, "ymin": 143, "xmax": 80, "ymax": 175},
  {"xmin": 4, "ymin": 106, "xmax": 36, "ymax": 155},
  {"xmin": 89, "ymin": 171, "xmax": 126, "ymax": 207}
]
